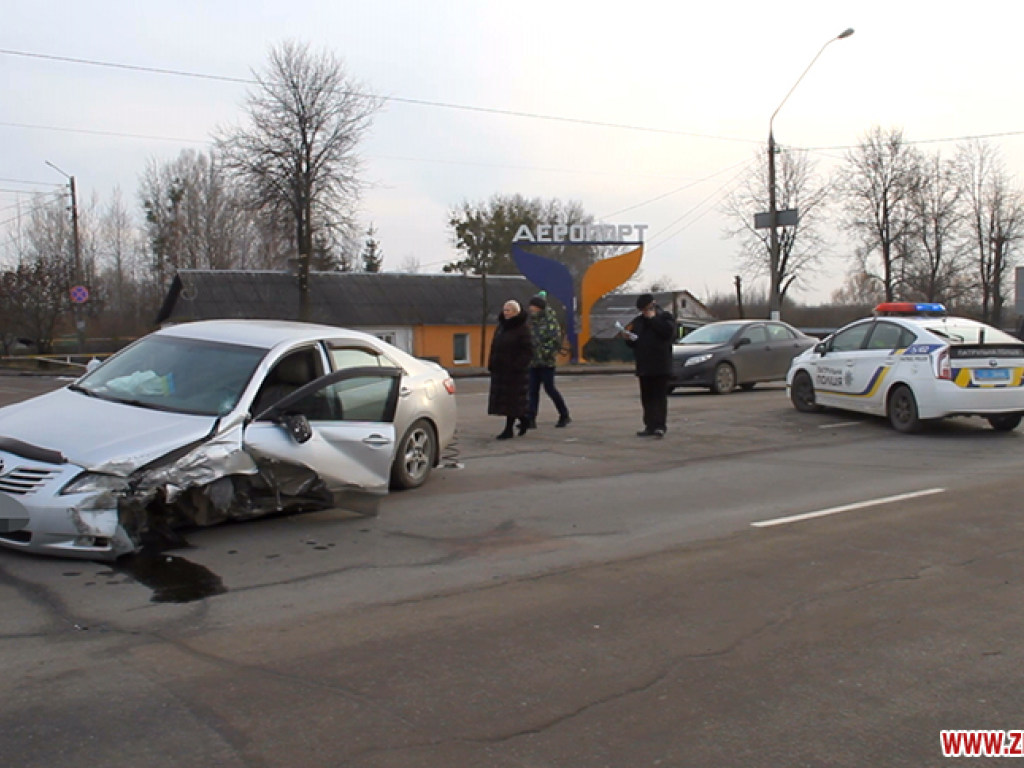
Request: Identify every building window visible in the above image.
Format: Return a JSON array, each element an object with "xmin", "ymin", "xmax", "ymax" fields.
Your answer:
[{"xmin": 453, "ymin": 333, "xmax": 471, "ymax": 364}]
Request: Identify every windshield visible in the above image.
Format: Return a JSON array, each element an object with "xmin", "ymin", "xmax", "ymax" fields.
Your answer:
[
  {"xmin": 73, "ymin": 335, "xmax": 266, "ymax": 416},
  {"xmin": 922, "ymin": 321, "xmax": 1020, "ymax": 345},
  {"xmin": 677, "ymin": 322, "xmax": 745, "ymax": 345}
]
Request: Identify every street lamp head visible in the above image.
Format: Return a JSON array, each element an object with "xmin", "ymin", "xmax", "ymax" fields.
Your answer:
[
  {"xmin": 837, "ymin": 28, "xmax": 855, "ymax": 39},
  {"xmin": 45, "ymin": 160, "xmax": 71, "ymax": 180}
]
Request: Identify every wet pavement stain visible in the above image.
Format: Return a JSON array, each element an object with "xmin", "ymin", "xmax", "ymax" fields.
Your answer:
[{"xmin": 112, "ymin": 551, "xmax": 227, "ymax": 604}]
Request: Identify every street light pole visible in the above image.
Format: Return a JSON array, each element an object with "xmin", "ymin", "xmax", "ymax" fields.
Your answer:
[
  {"xmin": 767, "ymin": 27, "xmax": 854, "ymax": 320},
  {"xmin": 46, "ymin": 161, "xmax": 85, "ymax": 351}
]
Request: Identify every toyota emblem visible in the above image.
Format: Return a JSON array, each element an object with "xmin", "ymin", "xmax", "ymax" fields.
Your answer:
[{"xmin": 989, "ymin": 359, "xmax": 999, "ymax": 367}]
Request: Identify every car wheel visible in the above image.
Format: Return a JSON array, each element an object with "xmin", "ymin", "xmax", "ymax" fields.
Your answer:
[
  {"xmin": 391, "ymin": 419, "xmax": 437, "ymax": 490},
  {"xmin": 888, "ymin": 386, "xmax": 921, "ymax": 433},
  {"xmin": 740, "ymin": 382, "xmax": 756, "ymax": 391},
  {"xmin": 987, "ymin": 414, "xmax": 1022, "ymax": 432},
  {"xmin": 790, "ymin": 371, "xmax": 821, "ymax": 413},
  {"xmin": 710, "ymin": 362, "xmax": 736, "ymax": 394}
]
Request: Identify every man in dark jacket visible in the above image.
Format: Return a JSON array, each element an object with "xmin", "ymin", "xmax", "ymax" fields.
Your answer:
[{"xmin": 622, "ymin": 293, "xmax": 676, "ymax": 437}]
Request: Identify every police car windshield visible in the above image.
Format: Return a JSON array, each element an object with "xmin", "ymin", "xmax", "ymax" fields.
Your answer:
[{"xmin": 923, "ymin": 321, "xmax": 1019, "ymax": 345}]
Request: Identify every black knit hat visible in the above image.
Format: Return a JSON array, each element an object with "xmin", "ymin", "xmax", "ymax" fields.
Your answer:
[
  {"xmin": 529, "ymin": 295, "xmax": 547, "ymax": 310},
  {"xmin": 636, "ymin": 293, "xmax": 655, "ymax": 310}
]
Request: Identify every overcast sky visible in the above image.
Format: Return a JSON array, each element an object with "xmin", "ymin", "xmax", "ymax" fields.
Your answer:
[{"xmin": 3, "ymin": 0, "xmax": 1023, "ymax": 303}]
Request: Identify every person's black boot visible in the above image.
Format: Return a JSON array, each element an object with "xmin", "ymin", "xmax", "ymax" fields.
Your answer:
[
  {"xmin": 498, "ymin": 417, "xmax": 515, "ymax": 440},
  {"xmin": 517, "ymin": 418, "xmax": 530, "ymax": 436},
  {"xmin": 555, "ymin": 415, "xmax": 571, "ymax": 428}
]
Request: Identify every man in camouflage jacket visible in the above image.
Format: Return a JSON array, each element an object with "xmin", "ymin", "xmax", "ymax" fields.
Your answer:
[{"xmin": 522, "ymin": 294, "xmax": 571, "ymax": 432}]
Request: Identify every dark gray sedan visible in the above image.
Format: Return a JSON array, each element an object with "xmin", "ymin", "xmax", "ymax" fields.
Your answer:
[{"xmin": 670, "ymin": 320, "xmax": 817, "ymax": 394}]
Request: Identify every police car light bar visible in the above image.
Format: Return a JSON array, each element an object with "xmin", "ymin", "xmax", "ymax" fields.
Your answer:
[{"xmin": 873, "ymin": 302, "xmax": 947, "ymax": 317}]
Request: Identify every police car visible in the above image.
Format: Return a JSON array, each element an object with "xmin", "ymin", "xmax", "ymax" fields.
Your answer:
[{"xmin": 786, "ymin": 303, "xmax": 1024, "ymax": 433}]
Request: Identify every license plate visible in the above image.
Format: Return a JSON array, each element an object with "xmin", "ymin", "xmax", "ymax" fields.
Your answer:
[{"xmin": 974, "ymin": 368, "xmax": 1010, "ymax": 381}]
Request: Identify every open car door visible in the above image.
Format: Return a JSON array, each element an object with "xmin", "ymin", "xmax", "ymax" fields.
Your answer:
[{"xmin": 242, "ymin": 367, "xmax": 402, "ymax": 515}]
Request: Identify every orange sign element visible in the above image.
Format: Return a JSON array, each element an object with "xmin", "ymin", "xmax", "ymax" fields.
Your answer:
[{"xmin": 579, "ymin": 245, "xmax": 644, "ymax": 359}]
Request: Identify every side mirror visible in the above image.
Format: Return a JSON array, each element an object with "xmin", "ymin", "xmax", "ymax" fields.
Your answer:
[
  {"xmin": 281, "ymin": 413, "xmax": 313, "ymax": 444},
  {"xmin": 734, "ymin": 337, "xmax": 751, "ymax": 349},
  {"xmin": 814, "ymin": 341, "xmax": 828, "ymax": 356}
]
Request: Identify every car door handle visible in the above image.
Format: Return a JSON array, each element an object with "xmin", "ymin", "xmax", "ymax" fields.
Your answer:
[
  {"xmin": 399, "ymin": 387, "xmax": 412, "ymax": 398},
  {"xmin": 846, "ymin": 361, "xmax": 855, "ymax": 367},
  {"xmin": 362, "ymin": 434, "xmax": 392, "ymax": 447}
]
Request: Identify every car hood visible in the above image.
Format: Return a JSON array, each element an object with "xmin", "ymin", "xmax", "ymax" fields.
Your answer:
[
  {"xmin": 673, "ymin": 343, "xmax": 726, "ymax": 358},
  {"xmin": 0, "ymin": 387, "xmax": 219, "ymax": 473}
]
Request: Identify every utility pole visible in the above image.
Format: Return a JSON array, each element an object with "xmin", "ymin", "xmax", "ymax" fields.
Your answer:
[
  {"xmin": 46, "ymin": 161, "xmax": 85, "ymax": 351},
  {"xmin": 734, "ymin": 274, "xmax": 745, "ymax": 319},
  {"xmin": 765, "ymin": 28, "xmax": 854, "ymax": 320}
]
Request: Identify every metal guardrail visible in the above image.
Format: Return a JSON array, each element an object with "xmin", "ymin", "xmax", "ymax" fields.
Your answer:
[{"xmin": 0, "ymin": 352, "xmax": 113, "ymax": 373}]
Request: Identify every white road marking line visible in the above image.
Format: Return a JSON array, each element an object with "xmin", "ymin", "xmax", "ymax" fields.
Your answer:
[
  {"xmin": 818, "ymin": 421, "xmax": 861, "ymax": 429},
  {"xmin": 751, "ymin": 487, "xmax": 946, "ymax": 528}
]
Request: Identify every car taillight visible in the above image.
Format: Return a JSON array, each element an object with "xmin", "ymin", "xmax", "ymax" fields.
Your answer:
[
  {"xmin": 443, "ymin": 377, "xmax": 456, "ymax": 395},
  {"xmin": 934, "ymin": 347, "xmax": 951, "ymax": 380}
]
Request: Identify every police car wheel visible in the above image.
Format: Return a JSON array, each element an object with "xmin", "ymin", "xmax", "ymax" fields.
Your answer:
[
  {"xmin": 888, "ymin": 386, "xmax": 921, "ymax": 433},
  {"xmin": 987, "ymin": 414, "xmax": 1022, "ymax": 432},
  {"xmin": 790, "ymin": 371, "xmax": 821, "ymax": 413}
]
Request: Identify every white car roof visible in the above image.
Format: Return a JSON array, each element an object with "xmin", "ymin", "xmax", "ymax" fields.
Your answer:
[
  {"xmin": 847, "ymin": 313, "xmax": 1019, "ymax": 345},
  {"xmin": 154, "ymin": 319, "xmax": 437, "ymax": 373},
  {"xmin": 156, "ymin": 319, "xmax": 381, "ymax": 350}
]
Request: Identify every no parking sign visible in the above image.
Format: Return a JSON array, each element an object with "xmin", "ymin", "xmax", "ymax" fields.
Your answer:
[{"xmin": 69, "ymin": 285, "xmax": 89, "ymax": 304}]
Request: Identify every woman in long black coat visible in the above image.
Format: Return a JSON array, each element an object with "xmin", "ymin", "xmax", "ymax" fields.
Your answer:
[{"xmin": 487, "ymin": 300, "xmax": 533, "ymax": 439}]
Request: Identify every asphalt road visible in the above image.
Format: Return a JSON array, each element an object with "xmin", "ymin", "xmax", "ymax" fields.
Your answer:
[{"xmin": 2, "ymin": 372, "xmax": 1023, "ymax": 767}]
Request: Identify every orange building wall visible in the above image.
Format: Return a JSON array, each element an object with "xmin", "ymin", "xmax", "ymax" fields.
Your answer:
[
  {"xmin": 412, "ymin": 324, "xmax": 571, "ymax": 369},
  {"xmin": 414, "ymin": 325, "xmax": 496, "ymax": 369}
]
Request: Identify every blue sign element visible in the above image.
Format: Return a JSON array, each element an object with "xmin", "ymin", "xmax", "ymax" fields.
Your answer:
[{"xmin": 511, "ymin": 244, "xmax": 577, "ymax": 358}]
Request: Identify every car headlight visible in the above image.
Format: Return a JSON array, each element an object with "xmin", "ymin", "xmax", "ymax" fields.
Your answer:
[
  {"xmin": 60, "ymin": 473, "xmax": 129, "ymax": 496},
  {"xmin": 684, "ymin": 353, "xmax": 714, "ymax": 367}
]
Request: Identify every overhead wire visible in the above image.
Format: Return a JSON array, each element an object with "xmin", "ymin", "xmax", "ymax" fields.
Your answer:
[
  {"xmin": 0, "ymin": 121, "xmax": 208, "ymax": 145},
  {"xmin": 0, "ymin": 190, "xmax": 68, "ymax": 228},
  {"xmin": 645, "ymin": 159, "xmax": 758, "ymax": 252},
  {"xmin": 0, "ymin": 47, "xmax": 759, "ymax": 144},
  {"xmin": 600, "ymin": 157, "xmax": 755, "ymax": 219},
  {"xmin": 0, "ymin": 177, "xmax": 61, "ymax": 187}
]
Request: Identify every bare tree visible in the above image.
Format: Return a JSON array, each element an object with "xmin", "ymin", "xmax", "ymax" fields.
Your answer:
[
  {"xmin": 955, "ymin": 141, "xmax": 1024, "ymax": 325},
  {"xmin": 95, "ymin": 188, "xmax": 151, "ymax": 336},
  {"xmin": 903, "ymin": 150, "xmax": 969, "ymax": 302},
  {"xmin": 5, "ymin": 195, "xmax": 74, "ymax": 351},
  {"xmin": 397, "ymin": 255, "xmax": 421, "ymax": 274},
  {"xmin": 217, "ymin": 41, "xmax": 382, "ymax": 319},
  {"xmin": 721, "ymin": 147, "xmax": 830, "ymax": 308},
  {"xmin": 838, "ymin": 127, "xmax": 918, "ymax": 301},
  {"xmin": 830, "ymin": 269, "xmax": 884, "ymax": 306}
]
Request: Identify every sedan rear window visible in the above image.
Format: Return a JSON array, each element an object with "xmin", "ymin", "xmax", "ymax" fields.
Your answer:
[{"xmin": 924, "ymin": 321, "xmax": 1019, "ymax": 345}]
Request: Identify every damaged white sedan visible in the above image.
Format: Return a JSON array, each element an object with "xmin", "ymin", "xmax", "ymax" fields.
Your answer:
[{"xmin": 0, "ymin": 320, "xmax": 457, "ymax": 560}]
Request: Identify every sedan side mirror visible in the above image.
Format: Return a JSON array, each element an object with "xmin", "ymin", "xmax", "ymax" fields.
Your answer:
[
  {"xmin": 734, "ymin": 337, "xmax": 751, "ymax": 349},
  {"xmin": 281, "ymin": 413, "xmax": 313, "ymax": 444},
  {"xmin": 814, "ymin": 341, "xmax": 828, "ymax": 356}
]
